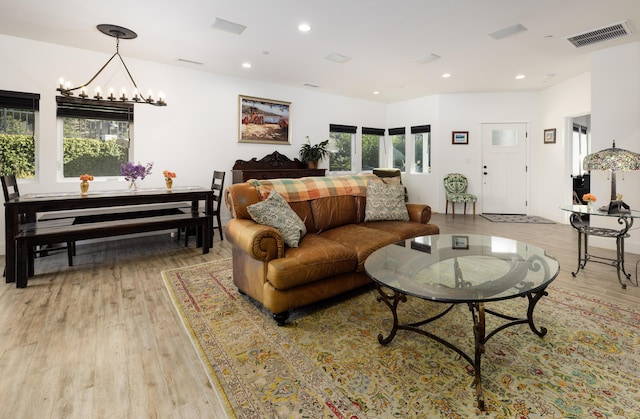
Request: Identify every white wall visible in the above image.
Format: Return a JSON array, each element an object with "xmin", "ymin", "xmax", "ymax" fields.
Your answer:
[
  {"xmin": 387, "ymin": 92, "xmax": 538, "ymax": 213},
  {"xmin": 589, "ymin": 42, "xmax": 640, "ymax": 252},
  {"xmin": 0, "ymin": 34, "xmax": 386, "ymax": 253},
  {"xmin": 2, "ymin": 33, "xmax": 639, "ymax": 256},
  {"xmin": 537, "ymin": 73, "xmax": 591, "ymax": 222},
  {"xmin": 385, "ymin": 95, "xmax": 440, "ymax": 204}
]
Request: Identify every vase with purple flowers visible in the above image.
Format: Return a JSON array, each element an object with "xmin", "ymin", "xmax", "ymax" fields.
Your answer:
[{"xmin": 121, "ymin": 161, "xmax": 153, "ymax": 190}]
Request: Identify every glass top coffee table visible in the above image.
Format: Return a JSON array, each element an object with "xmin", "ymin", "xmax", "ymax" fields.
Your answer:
[{"xmin": 364, "ymin": 234, "xmax": 560, "ymax": 411}]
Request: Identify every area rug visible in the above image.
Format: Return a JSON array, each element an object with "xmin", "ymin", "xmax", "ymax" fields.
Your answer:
[
  {"xmin": 162, "ymin": 259, "xmax": 640, "ymax": 418},
  {"xmin": 481, "ymin": 214, "xmax": 555, "ymax": 224}
]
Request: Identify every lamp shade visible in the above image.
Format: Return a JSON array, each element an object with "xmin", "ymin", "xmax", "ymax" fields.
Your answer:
[
  {"xmin": 582, "ymin": 140, "xmax": 640, "ymax": 203},
  {"xmin": 583, "ymin": 141, "xmax": 640, "ymax": 172}
]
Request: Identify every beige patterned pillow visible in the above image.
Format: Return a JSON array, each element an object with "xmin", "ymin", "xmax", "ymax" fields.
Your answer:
[
  {"xmin": 365, "ymin": 180, "xmax": 409, "ymax": 221},
  {"xmin": 247, "ymin": 189, "xmax": 307, "ymax": 247}
]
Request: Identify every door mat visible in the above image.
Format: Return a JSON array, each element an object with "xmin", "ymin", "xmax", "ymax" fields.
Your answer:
[{"xmin": 481, "ymin": 214, "xmax": 555, "ymax": 224}]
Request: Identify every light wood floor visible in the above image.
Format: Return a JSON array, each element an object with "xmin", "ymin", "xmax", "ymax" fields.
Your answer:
[{"xmin": 1, "ymin": 214, "xmax": 639, "ymax": 418}]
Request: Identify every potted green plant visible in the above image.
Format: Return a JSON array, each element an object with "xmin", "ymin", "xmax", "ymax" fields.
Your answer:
[{"xmin": 299, "ymin": 137, "xmax": 329, "ymax": 169}]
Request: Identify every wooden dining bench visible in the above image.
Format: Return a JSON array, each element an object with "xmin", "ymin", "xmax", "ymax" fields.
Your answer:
[{"xmin": 15, "ymin": 208, "xmax": 210, "ymax": 288}]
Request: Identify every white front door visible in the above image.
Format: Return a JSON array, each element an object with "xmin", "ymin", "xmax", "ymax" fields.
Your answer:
[{"xmin": 481, "ymin": 123, "xmax": 528, "ymax": 214}]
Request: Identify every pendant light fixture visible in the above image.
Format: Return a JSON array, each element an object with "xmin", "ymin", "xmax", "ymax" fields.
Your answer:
[{"xmin": 56, "ymin": 24, "xmax": 166, "ymax": 106}]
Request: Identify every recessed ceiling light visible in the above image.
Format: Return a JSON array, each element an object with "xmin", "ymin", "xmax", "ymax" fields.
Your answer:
[
  {"xmin": 373, "ymin": 91, "xmax": 380, "ymax": 95},
  {"xmin": 515, "ymin": 74, "xmax": 526, "ymax": 79},
  {"xmin": 298, "ymin": 23, "xmax": 311, "ymax": 32},
  {"xmin": 442, "ymin": 73, "xmax": 451, "ymax": 78},
  {"xmin": 242, "ymin": 62, "xmax": 252, "ymax": 69}
]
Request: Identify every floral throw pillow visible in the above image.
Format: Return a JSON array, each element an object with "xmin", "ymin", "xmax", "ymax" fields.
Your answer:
[
  {"xmin": 364, "ymin": 180, "xmax": 410, "ymax": 222},
  {"xmin": 247, "ymin": 189, "xmax": 307, "ymax": 247}
]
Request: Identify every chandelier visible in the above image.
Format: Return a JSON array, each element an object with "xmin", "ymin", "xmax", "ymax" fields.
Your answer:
[{"xmin": 56, "ymin": 24, "xmax": 166, "ymax": 106}]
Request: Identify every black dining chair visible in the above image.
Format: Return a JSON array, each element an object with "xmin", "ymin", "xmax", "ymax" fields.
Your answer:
[
  {"xmin": 1, "ymin": 175, "xmax": 75, "ymax": 274},
  {"xmin": 180, "ymin": 170, "xmax": 226, "ymax": 247}
]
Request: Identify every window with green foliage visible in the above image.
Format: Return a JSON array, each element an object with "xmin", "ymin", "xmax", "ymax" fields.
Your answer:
[
  {"xmin": 361, "ymin": 127, "xmax": 384, "ymax": 171},
  {"xmin": 389, "ymin": 127, "xmax": 406, "ymax": 172},
  {"xmin": 412, "ymin": 125, "xmax": 431, "ymax": 173},
  {"xmin": 329, "ymin": 124, "xmax": 357, "ymax": 172},
  {"xmin": 57, "ymin": 97, "xmax": 132, "ymax": 178},
  {"xmin": 0, "ymin": 90, "xmax": 38, "ymax": 178}
]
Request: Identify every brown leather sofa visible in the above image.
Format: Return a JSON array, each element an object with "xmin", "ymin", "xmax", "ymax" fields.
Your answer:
[{"xmin": 224, "ymin": 174, "xmax": 439, "ymax": 324}]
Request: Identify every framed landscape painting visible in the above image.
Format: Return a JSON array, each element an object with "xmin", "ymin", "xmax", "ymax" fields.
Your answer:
[{"xmin": 238, "ymin": 95, "xmax": 291, "ymax": 144}]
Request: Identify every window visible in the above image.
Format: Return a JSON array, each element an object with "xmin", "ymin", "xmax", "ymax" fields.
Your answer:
[
  {"xmin": 57, "ymin": 97, "xmax": 133, "ymax": 178},
  {"xmin": 0, "ymin": 90, "xmax": 39, "ymax": 178},
  {"xmin": 411, "ymin": 125, "xmax": 431, "ymax": 173},
  {"xmin": 389, "ymin": 127, "xmax": 406, "ymax": 172},
  {"xmin": 329, "ymin": 124, "xmax": 357, "ymax": 172},
  {"xmin": 361, "ymin": 127, "xmax": 384, "ymax": 171}
]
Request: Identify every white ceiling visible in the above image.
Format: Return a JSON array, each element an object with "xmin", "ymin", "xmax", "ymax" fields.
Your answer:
[{"xmin": 2, "ymin": 0, "xmax": 640, "ymax": 103}]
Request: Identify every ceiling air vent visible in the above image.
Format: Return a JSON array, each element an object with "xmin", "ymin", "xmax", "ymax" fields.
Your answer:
[{"xmin": 566, "ymin": 21, "xmax": 632, "ymax": 48}]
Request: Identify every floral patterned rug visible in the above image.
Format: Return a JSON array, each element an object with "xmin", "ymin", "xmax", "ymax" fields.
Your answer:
[{"xmin": 162, "ymin": 259, "xmax": 640, "ymax": 418}]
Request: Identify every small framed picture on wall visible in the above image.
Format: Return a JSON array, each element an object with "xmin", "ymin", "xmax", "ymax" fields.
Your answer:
[
  {"xmin": 452, "ymin": 131, "xmax": 469, "ymax": 144},
  {"xmin": 544, "ymin": 128, "xmax": 556, "ymax": 144}
]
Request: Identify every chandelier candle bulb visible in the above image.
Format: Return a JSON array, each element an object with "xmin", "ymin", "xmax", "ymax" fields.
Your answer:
[
  {"xmin": 94, "ymin": 86, "xmax": 102, "ymax": 99},
  {"xmin": 79, "ymin": 87, "xmax": 88, "ymax": 98}
]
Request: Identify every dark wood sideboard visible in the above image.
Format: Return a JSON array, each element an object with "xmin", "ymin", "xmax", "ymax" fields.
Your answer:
[{"xmin": 232, "ymin": 151, "xmax": 326, "ymax": 183}]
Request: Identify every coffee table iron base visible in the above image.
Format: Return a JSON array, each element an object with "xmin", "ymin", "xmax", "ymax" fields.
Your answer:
[{"xmin": 375, "ymin": 284, "xmax": 549, "ymax": 411}]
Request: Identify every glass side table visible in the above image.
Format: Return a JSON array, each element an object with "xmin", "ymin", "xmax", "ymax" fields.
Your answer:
[{"xmin": 560, "ymin": 204, "xmax": 640, "ymax": 288}]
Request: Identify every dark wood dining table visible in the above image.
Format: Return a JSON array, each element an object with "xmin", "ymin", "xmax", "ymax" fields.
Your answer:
[{"xmin": 4, "ymin": 186, "xmax": 214, "ymax": 285}]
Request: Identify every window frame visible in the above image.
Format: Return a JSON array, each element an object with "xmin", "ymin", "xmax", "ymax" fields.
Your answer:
[
  {"xmin": 56, "ymin": 96, "xmax": 134, "ymax": 179},
  {"xmin": 388, "ymin": 127, "xmax": 406, "ymax": 172},
  {"xmin": 328, "ymin": 124, "xmax": 357, "ymax": 174},
  {"xmin": 0, "ymin": 90, "xmax": 40, "ymax": 179},
  {"xmin": 361, "ymin": 127, "xmax": 385, "ymax": 172},
  {"xmin": 411, "ymin": 125, "xmax": 431, "ymax": 174}
]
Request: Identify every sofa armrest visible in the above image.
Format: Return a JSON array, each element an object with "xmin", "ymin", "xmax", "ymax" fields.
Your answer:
[
  {"xmin": 225, "ymin": 218, "xmax": 285, "ymax": 262},
  {"xmin": 406, "ymin": 203, "xmax": 432, "ymax": 224}
]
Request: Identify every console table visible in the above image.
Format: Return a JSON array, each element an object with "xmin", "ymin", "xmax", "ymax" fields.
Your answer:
[
  {"xmin": 561, "ymin": 204, "xmax": 640, "ymax": 288},
  {"xmin": 231, "ymin": 151, "xmax": 325, "ymax": 183}
]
